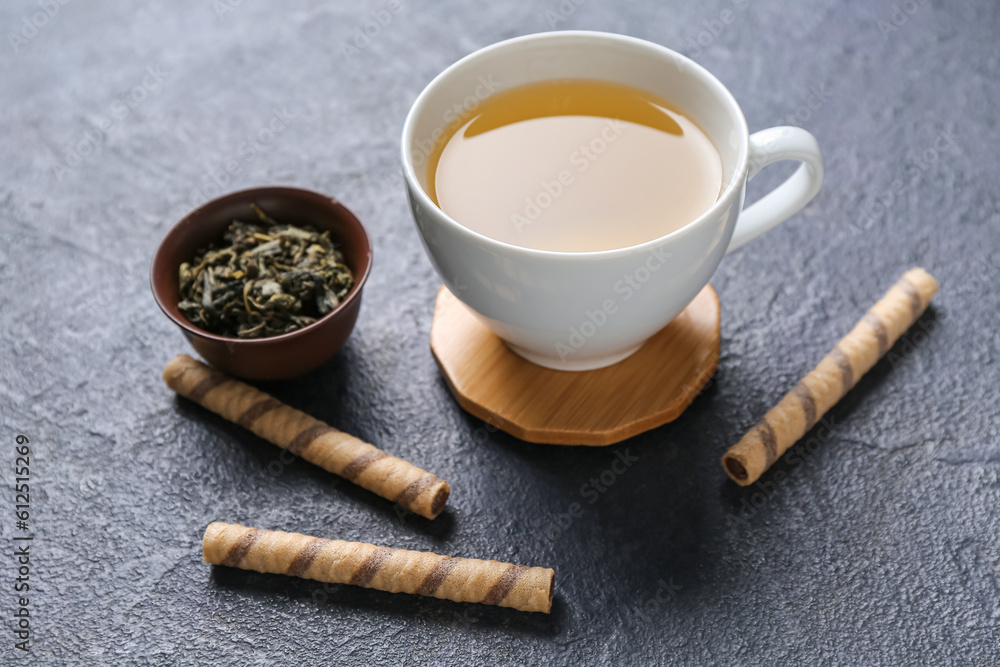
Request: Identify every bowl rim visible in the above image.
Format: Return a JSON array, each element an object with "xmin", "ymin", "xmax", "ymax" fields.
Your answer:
[{"xmin": 150, "ymin": 185, "xmax": 373, "ymax": 346}]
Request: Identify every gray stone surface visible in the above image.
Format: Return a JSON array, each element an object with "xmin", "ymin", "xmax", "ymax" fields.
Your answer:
[{"xmin": 1, "ymin": 0, "xmax": 998, "ymax": 664}]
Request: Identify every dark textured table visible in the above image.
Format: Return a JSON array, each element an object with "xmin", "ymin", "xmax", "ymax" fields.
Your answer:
[{"xmin": 2, "ymin": 1, "xmax": 998, "ymax": 664}]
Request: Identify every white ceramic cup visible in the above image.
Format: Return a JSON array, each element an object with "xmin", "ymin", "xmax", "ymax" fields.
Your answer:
[{"xmin": 401, "ymin": 31, "xmax": 823, "ymax": 371}]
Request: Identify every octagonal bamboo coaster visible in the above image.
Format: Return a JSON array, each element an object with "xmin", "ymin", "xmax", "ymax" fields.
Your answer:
[{"xmin": 429, "ymin": 284, "xmax": 720, "ymax": 445}]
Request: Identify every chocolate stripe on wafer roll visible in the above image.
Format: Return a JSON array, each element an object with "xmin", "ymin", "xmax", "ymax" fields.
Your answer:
[
  {"xmin": 722, "ymin": 267, "xmax": 939, "ymax": 486},
  {"xmin": 163, "ymin": 355, "xmax": 450, "ymax": 519},
  {"xmin": 202, "ymin": 522, "xmax": 555, "ymax": 613}
]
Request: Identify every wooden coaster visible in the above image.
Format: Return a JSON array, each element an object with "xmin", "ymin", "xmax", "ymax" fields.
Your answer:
[{"xmin": 429, "ymin": 285, "xmax": 720, "ymax": 446}]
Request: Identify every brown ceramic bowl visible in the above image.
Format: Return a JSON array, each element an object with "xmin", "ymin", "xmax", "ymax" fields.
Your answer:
[{"xmin": 151, "ymin": 186, "xmax": 372, "ymax": 380}]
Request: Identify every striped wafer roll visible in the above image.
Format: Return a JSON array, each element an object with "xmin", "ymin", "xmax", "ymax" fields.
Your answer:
[
  {"xmin": 722, "ymin": 267, "xmax": 939, "ymax": 486},
  {"xmin": 163, "ymin": 355, "xmax": 449, "ymax": 519},
  {"xmin": 203, "ymin": 522, "xmax": 555, "ymax": 613}
]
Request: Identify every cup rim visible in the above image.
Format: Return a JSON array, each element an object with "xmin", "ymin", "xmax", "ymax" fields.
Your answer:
[
  {"xmin": 400, "ymin": 30, "xmax": 750, "ymax": 259},
  {"xmin": 149, "ymin": 185, "xmax": 373, "ymax": 346}
]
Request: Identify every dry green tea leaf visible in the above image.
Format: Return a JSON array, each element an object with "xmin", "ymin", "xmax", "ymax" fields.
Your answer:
[{"xmin": 178, "ymin": 205, "xmax": 354, "ymax": 338}]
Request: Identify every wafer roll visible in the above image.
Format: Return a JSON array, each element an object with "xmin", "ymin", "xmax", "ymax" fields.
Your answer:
[
  {"xmin": 722, "ymin": 268, "xmax": 939, "ymax": 486},
  {"xmin": 203, "ymin": 522, "xmax": 555, "ymax": 613},
  {"xmin": 164, "ymin": 355, "xmax": 449, "ymax": 519}
]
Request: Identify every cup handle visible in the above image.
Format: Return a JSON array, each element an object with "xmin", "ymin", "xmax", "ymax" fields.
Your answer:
[{"xmin": 726, "ymin": 126, "xmax": 824, "ymax": 253}]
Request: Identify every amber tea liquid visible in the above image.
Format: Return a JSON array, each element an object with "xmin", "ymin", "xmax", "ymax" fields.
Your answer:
[{"xmin": 427, "ymin": 79, "xmax": 723, "ymax": 252}]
